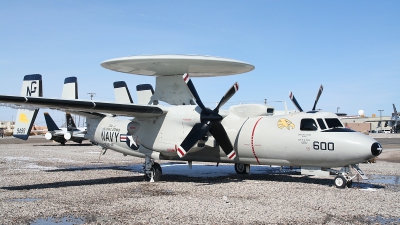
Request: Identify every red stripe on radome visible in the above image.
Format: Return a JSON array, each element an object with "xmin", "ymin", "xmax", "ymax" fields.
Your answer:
[
  {"xmin": 251, "ymin": 117, "xmax": 263, "ymax": 164},
  {"xmin": 234, "ymin": 83, "xmax": 239, "ymax": 91}
]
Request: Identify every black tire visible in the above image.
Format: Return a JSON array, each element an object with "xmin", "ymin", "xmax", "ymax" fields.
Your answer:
[
  {"xmin": 61, "ymin": 142, "xmax": 66, "ymax": 146},
  {"xmin": 144, "ymin": 162, "xmax": 163, "ymax": 182},
  {"xmin": 334, "ymin": 175, "xmax": 347, "ymax": 188},
  {"xmin": 234, "ymin": 163, "xmax": 250, "ymax": 174}
]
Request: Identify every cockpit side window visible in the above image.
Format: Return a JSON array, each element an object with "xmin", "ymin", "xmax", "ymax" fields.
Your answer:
[
  {"xmin": 325, "ymin": 118, "xmax": 344, "ymax": 128},
  {"xmin": 300, "ymin": 118, "xmax": 318, "ymax": 131},
  {"xmin": 317, "ymin": 118, "xmax": 327, "ymax": 130}
]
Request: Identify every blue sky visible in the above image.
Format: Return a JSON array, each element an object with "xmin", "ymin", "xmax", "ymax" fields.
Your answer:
[{"xmin": 0, "ymin": 1, "xmax": 399, "ymax": 126}]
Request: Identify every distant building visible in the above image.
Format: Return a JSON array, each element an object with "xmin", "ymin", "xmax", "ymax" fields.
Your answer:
[
  {"xmin": 340, "ymin": 116, "xmax": 393, "ymax": 133},
  {"xmin": 0, "ymin": 121, "xmax": 15, "ymax": 133}
]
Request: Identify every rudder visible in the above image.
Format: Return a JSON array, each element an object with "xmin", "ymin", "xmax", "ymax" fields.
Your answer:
[{"xmin": 13, "ymin": 74, "xmax": 42, "ymax": 140}]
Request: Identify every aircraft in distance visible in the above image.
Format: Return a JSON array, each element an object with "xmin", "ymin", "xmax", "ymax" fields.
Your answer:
[
  {"xmin": 44, "ymin": 112, "xmax": 87, "ymax": 145},
  {"xmin": 370, "ymin": 104, "xmax": 399, "ymax": 133},
  {"xmin": 0, "ymin": 55, "xmax": 383, "ymax": 188}
]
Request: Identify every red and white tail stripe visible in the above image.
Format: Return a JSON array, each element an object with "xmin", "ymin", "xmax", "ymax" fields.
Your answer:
[
  {"xmin": 182, "ymin": 73, "xmax": 190, "ymax": 84},
  {"xmin": 177, "ymin": 146, "xmax": 187, "ymax": 158},
  {"xmin": 227, "ymin": 150, "xmax": 236, "ymax": 160}
]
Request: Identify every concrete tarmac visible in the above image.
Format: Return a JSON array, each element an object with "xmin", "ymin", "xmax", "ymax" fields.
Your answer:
[{"xmin": 0, "ymin": 135, "xmax": 399, "ymax": 224}]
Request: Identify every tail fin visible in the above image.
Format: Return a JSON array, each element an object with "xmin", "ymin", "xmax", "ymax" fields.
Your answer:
[
  {"xmin": 137, "ymin": 84, "xmax": 157, "ymax": 105},
  {"xmin": 113, "ymin": 81, "xmax": 133, "ymax": 104},
  {"xmin": 393, "ymin": 104, "xmax": 398, "ymax": 128},
  {"xmin": 65, "ymin": 112, "xmax": 77, "ymax": 131},
  {"xmin": 13, "ymin": 74, "xmax": 42, "ymax": 140},
  {"xmin": 44, "ymin": 112, "xmax": 60, "ymax": 131},
  {"xmin": 62, "ymin": 77, "xmax": 78, "ymax": 99}
]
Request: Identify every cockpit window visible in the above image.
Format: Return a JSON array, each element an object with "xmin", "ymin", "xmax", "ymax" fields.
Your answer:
[
  {"xmin": 300, "ymin": 119, "xmax": 318, "ymax": 131},
  {"xmin": 325, "ymin": 118, "xmax": 344, "ymax": 128},
  {"xmin": 317, "ymin": 118, "xmax": 327, "ymax": 130}
]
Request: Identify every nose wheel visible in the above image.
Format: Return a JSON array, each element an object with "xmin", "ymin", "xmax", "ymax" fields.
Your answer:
[
  {"xmin": 332, "ymin": 164, "xmax": 367, "ymax": 188},
  {"xmin": 334, "ymin": 175, "xmax": 353, "ymax": 188}
]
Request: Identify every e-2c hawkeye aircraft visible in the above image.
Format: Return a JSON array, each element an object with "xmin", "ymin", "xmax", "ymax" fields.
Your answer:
[{"xmin": 0, "ymin": 55, "xmax": 383, "ymax": 188}]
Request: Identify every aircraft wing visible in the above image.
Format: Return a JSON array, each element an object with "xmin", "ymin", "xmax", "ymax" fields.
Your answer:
[{"xmin": 0, "ymin": 95, "xmax": 166, "ymax": 118}]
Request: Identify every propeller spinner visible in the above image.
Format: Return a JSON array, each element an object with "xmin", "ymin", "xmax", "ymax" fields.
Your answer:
[{"xmin": 177, "ymin": 73, "xmax": 238, "ymax": 159}]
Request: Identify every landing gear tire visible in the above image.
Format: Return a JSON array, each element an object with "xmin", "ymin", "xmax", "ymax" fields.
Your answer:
[
  {"xmin": 144, "ymin": 162, "xmax": 162, "ymax": 182},
  {"xmin": 234, "ymin": 163, "xmax": 250, "ymax": 174},
  {"xmin": 334, "ymin": 175, "xmax": 347, "ymax": 188}
]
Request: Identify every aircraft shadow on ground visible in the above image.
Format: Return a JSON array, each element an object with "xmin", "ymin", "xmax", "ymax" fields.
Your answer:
[
  {"xmin": 32, "ymin": 143, "xmax": 94, "ymax": 147},
  {"xmin": 1, "ymin": 165, "xmax": 386, "ymax": 190}
]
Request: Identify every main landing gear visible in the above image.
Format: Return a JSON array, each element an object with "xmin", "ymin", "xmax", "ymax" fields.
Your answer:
[
  {"xmin": 331, "ymin": 164, "xmax": 367, "ymax": 188},
  {"xmin": 143, "ymin": 156, "xmax": 162, "ymax": 182},
  {"xmin": 234, "ymin": 163, "xmax": 250, "ymax": 174}
]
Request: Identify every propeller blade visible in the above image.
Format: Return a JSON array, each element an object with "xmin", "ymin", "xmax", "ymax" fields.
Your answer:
[
  {"xmin": 312, "ymin": 84, "xmax": 324, "ymax": 111},
  {"xmin": 182, "ymin": 73, "xmax": 207, "ymax": 111},
  {"xmin": 177, "ymin": 122, "xmax": 211, "ymax": 158},
  {"xmin": 289, "ymin": 92, "xmax": 303, "ymax": 112},
  {"xmin": 209, "ymin": 123, "xmax": 236, "ymax": 159},
  {"xmin": 214, "ymin": 82, "xmax": 239, "ymax": 112}
]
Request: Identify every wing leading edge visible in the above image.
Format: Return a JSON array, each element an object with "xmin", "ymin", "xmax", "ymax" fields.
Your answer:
[{"xmin": 0, "ymin": 95, "xmax": 166, "ymax": 118}]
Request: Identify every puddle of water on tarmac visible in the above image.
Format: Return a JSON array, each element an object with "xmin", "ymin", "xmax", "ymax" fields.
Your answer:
[
  {"xmin": 367, "ymin": 174, "xmax": 400, "ymax": 184},
  {"xmin": 30, "ymin": 216, "xmax": 84, "ymax": 225},
  {"xmin": 366, "ymin": 215, "xmax": 400, "ymax": 224}
]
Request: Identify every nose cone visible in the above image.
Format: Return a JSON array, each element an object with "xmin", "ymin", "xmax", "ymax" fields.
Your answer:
[{"xmin": 371, "ymin": 142, "xmax": 383, "ymax": 156}]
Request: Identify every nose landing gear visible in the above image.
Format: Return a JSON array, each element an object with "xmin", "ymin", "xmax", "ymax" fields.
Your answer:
[{"xmin": 332, "ymin": 164, "xmax": 367, "ymax": 188}]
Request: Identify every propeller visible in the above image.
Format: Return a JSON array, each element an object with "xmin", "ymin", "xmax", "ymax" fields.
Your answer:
[
  {"xmin": 312, "ymin": 85, "xmax": 324, "ymax": 111},
  {"xmin": 177, "ymin": 73, "xmax": 238, "ymax": 159},
  {"xmin": 289, "ymin": 84, "xmax": 323, "ymax": 112}
]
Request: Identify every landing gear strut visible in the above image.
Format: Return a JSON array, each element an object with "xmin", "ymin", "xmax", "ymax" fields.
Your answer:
[
  {"xmin": 143, "ymin": 156, "xmax": 162, "ymax": 182},
  {"xmin": 331, "ymin": 164, "xmax": 366, "ymax": 188}
]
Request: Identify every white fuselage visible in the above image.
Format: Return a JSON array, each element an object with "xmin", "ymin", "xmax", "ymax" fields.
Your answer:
[{"xmin": 87, "ymin": 105, "xmax": 380, "ymax": 168}]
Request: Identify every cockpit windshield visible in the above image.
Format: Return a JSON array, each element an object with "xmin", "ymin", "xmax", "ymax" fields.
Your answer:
[
  {"xmin": 300, "ymin": 118, "xmax": 354, "ymax": 132},
  {"xmin": 322, "ymin": 118, "xmax": 355, "ymax": 132},
  {"xmin": 325, "ymin": 118, "xmax": 344, "ymax": 128},
  {"xmin": 300, "ymin": 119, "xmax": 318, "ymax": 131}
]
